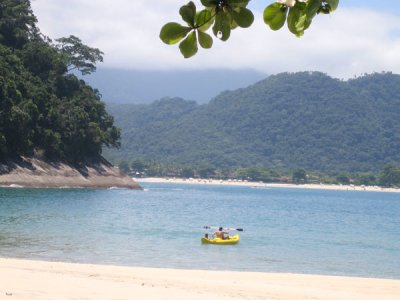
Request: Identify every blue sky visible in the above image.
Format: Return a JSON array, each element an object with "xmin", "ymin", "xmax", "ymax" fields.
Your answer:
[
  {"xmin": 31, "ymin": 1, "xmax": 400, "ymax": 78},
  {"xmin": 343, "ymin": 0, "xmax": 400, "ymax": 12}
]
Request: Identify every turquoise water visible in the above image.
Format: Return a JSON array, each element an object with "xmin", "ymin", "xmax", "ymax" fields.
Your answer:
[{"xmin": 0, "ymin": 183, "xmax": 399, "ymax": 279}]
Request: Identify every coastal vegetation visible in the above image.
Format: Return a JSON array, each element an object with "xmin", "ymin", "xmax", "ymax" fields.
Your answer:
[
  {"xmin": 0, "ymin": 0, "xmax": 120, "ymax": 163},
  {"xmin": 105, "ymin": 72, "xmax": 400, "ymax": 185}
]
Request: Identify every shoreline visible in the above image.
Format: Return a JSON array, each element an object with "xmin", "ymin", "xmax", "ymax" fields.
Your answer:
[
  {"xmin": 0, "ymin": 157, "xmax": 142, "ymax": 190},
  {"xmin": 1, "ymin": 258, "xmax": 399, "ymax": 300},
  {"xmin": 136, "ymin": 177, "xmax": 400, "ymax": 193}
]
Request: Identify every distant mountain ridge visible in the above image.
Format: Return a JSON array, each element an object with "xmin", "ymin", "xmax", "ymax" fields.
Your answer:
[
  {"xmin": 84, "ymin": 68, "xmax": 266, "ymax": 104},
  {"xmin": 104, "ymin": 72, "xmax": 400, "ymax": 173}
]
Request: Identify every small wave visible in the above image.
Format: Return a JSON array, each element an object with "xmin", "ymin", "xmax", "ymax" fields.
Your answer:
[
  {"xmin": 108, "ymin": 187, "xmax": 126, "ymax": 190},
  {"xmin": 60, "ymin": 186, "xmax": 79, "ymax": 189},
  {"xmin": 8, "ymin": 184, "xmax": 24, "ymax": 188}
]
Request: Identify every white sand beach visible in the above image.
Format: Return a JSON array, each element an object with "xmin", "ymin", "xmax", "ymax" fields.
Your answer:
[
  {"xmin": 1, "ymin": 258, "xmax": 399, "ymax": 300},
  {"xmin": 136, "ymin": 177, "xmax": 400, "ymax": 193}
]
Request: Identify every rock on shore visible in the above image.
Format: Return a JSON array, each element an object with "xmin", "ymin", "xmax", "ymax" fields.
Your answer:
[{"xmin": 0, "ymin": 157, "xmax": 142, "ymax": 189}]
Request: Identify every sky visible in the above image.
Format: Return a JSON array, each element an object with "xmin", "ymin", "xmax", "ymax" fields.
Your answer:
[{"xmin": 30, "ymin": 0, "xmax": 400, "ymax": 78}]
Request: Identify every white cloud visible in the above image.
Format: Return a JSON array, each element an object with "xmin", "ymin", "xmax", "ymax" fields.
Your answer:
[{"xmin": 31, "ymin": 0, "xmax": 400, "ymax": 77}]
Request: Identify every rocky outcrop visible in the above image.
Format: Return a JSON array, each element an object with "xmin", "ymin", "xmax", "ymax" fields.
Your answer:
[{"xmin": 0, "ymin": 157, "xmax": 142, "ymax": 189}]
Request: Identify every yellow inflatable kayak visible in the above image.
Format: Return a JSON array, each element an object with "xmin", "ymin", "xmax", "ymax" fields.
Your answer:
[{"xmin": 201, "ymin": 234, "xmax": 240, "ymax": 245}]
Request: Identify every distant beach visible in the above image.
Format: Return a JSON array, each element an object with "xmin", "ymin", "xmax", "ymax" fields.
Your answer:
[
  {"xmin": 136, "ymin": 177, "xmax": 400, "ymax": 193},
  {"xmin": 1, "ymin": 258, "xmax": 399, "ymax": 300}
]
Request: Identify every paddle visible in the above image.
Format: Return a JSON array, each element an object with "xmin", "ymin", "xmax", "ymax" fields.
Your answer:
[{"xmin": 203, "ymin": 226, "xmax": 244, "ymax": 232}]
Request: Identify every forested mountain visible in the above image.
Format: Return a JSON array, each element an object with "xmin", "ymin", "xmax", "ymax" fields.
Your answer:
[
  {"xmin": 105, "ymin": 72, "xmax": 400, "ymax": 173},
  {"xmin": 0, "ymin": 0, "xmax": 119, "ymax": 162}
]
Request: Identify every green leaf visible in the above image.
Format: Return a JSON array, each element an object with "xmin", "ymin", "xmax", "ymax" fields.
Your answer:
[
  {"xmin": 232, "ymin": 8, "xmax": 254, "ymax": 28},
  {"xmin": 212, "ymin": 11, "xmax": 231, "ymax": 41},
  {"xmin": 228, "ymin": 0, "xmax": 250, "ymax": 8},
  {"xmin": 180, "ymin": 1, "xmax": 196, "ymax": 27},
  {"xmin": 263, "ymin": 3, "xmax": 288, "ymax": 31},
  {"xmin": 160, "ymin": 22, "xmax": 192, "ymax": 45},
  {"xmin": 325, "ymin": 0, "xmax": 339, "ymax": 11},
  {"xmin": 201, "ymin": 0, "xmax": 218, "ymax": 7},
  {"xmin": 198, "ymin": 30, "xmax": 213, "ymax": 49},
  {"xmin": 195, "ymin": 9, "xmax": 213, "ymax": 31},
  {"xmin": 179, "ymin": 31, "xmax": 198, "ymax": 58},
  {"xmin": 287, "ymin": 3, "xmax": 308, "ymax": 37},
  {"xmin": 230, "ymin": 19, "xmax": 239, "ymax": 30},
  {"xmin": 306, "ymin": 0, "xmax": 322, "ymax": 19}
]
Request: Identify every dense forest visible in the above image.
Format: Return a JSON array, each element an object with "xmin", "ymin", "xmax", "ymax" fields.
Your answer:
[
  {"xmin": 105, "ymin": 72, "xmax": 400, "ymax": 174},
  {"xmin": 0, "ymin": 0, "xmax": 120, "ymax": 162}
]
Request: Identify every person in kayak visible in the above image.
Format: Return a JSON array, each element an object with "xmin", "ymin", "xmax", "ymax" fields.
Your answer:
[{"xmin": 213, "ymin": 227, "xmax": 229, "ymax": 239}]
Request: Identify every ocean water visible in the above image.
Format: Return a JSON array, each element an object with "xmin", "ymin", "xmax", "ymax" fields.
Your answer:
[{"xmin": 0, "ymin": 183, "xmax": 399, "ymax": 279}]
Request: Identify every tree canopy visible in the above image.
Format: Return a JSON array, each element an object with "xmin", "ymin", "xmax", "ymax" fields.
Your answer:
[
  {"xmin": 378, "ymin": 165, "xmax": 400, "ymax": 187},
  {"xmin": 0, "ymin": 0, "xmax": 120, "ymax": 162},
  {"xmin": 160, "ymin": 0, "xmax": 339, "ymax": 57},
  {"xmin": 55, "ymin": 35, "xmax": 104, "ymax": 75}
]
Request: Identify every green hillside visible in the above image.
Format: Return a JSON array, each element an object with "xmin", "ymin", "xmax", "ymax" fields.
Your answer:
[{"xmin": 105, "ymin": 72, "xmax": 400, "ymax": 173}]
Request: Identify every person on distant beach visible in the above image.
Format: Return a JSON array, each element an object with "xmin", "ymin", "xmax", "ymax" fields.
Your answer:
[{"xmin": 213, "ymin": 227, "xmax": 229, "ymax": 239}]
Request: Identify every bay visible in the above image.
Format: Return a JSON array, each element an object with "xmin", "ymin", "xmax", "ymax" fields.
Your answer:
[{"xmin": 0, "ymin": 183, "xmax": 399, "ymax": 279}]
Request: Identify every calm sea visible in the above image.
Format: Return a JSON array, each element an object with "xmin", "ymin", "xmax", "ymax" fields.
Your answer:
[{"xmin": 0, "ymin": 183, "xmax": 399, "ymax": 279}]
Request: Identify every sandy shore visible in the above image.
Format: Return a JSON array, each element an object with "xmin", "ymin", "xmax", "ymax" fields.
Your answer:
[
  {"xmin": 1, "ymin": 258, "xmax": 399, "ymax": 300},
  {"xmin": 136, "ymin": 177, "xmax": 400, "ymax": 193}
]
